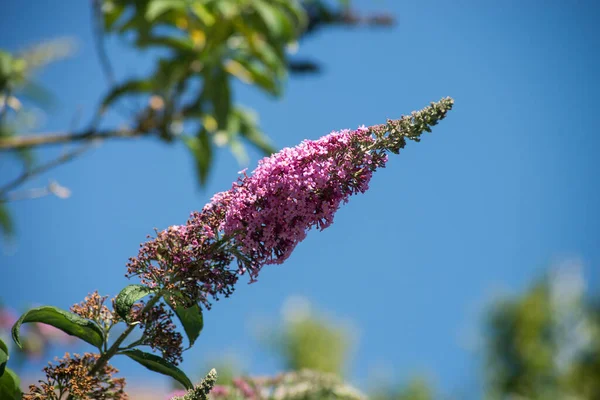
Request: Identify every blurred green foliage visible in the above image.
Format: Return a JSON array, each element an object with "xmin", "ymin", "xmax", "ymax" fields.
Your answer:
[
  {"xmin": 484, "ymin": 268, "xmax": 600, "ymax": 400},
  {"xmin": 273, "ymin": 312, "xmax": 349, "ymax": 375},
  {"xmin": 0, "ymin": 0, "xmax": 394, "ymax": 237},
  {"xmin": 204, "ymin": 267, "xmax": 599, "ymax": 400}
]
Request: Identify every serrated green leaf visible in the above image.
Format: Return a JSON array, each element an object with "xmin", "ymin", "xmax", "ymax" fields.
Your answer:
[
  {"xmin": 102, "ymin": 79, "xmax": 154, "ymax": 108},
  {"xmin": 11, "ymin": 306, "xmax": 105, "ymax": 349},
  {"xmin": 166, "ymin": 297, "xmax": 203, "ymax": 348},
  {"xmin": 120, "ymin": 349, "xmax": 193, "ymax": 389},
  {"xmin": 115, "ymin": 284, "xmax": 155, "ymax": 321},
  {"xmin": 183, "ymin": 127, "xmax": 212, "ymax": 186},
  {"xmin": 0, "ymin": 368, "xmax": 21, "ymax": 400}
]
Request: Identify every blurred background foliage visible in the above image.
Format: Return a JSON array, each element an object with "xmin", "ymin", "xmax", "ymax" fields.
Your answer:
[
  {"xmin": 162, "ymin": 263, "xmax": 597, "ymax": 400},
  {"xmin": 0, "ymin": 0, "xmax": 394, "ymax": 236}
]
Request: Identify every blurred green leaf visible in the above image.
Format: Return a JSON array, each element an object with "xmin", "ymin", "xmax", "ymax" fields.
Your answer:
[
  {"xmin": 254, "ymin": 0, "xmax": 290, "ymax": 38},
  {"xmin": 0, "ymin": 204, "xmax": 13, "ymax": 237},
  {"xmin": 102, "ymin": 78, "xmax": 154, "ymax": 107},
  {"xmin": 227, "ymin": 58, "xmax": 280, "ymax": 96},
  {"xmin": 183, "ymin": 127, "xmax": 213, "ymax": 186},
  {"xmin": 103, "ymin": 2, "xmax": 126, "ymax": 30},
  {"xmin": 0, "ymin": 368, "xmax": 21, "ymax": 400},
  {"xmin": 145, "ymin": 0, "xmax": 186, "ymax": 21},
  {"xmin": 237, "ymin": 107, "xmax": 275, "ymax": 155},
  {"xmin": 209, "ymin": 69, "xmax": 230, "ymax": 130},
  {"xmin": 191, "ymin": 3, "xmax": 215, "ymax": 26},
  {"xmin": 12, "ymin": 306, "xmax": 104, "ymax": 350},
  {"xmin": 0, "ymin": 343, "xmax": 7, "ymax": 377},
  {"xmin": 0, "ymin": 338, "xmax": 8, "ymax": 357},
  {"xmin": 120, "ymin": 349, "xmax": 193, "ymax": 389}
]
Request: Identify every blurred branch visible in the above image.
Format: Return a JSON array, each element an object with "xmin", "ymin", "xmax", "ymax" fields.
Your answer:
[
  {"xmin": 0, "ymin": 144, "xmax": 90, "ymax": 201},
  {"xmin": 0, "ymin": 127, "xmax": 139, "ymax": 150}
]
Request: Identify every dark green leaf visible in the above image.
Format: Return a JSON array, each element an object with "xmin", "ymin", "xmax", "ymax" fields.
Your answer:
[
  {"xmin": 102, "ymin": 79, "xmax": 154, "ymax": 108},
  {"xmin": 183, "ymin": 128, "xmax": 213, "ymax": 186},
  {"xmin": 0, "ymin": 368, "xmax": 21, "ymax": 400},
  {"xmin": 0, "ymin": 338, "xmax": 8, "ymax": 356},
  {"xmin": 115, "ymin": 284, "xmax": 155, "ymax": 321},
  {"xmin": 11, "ymin": 306, "xmax": 104, "ymax": 349},
  {"xmin": 0, "ymin": 203, "xmax": 14, "ymax": 237},
  {"xmin": 0, "ymin": 342, "xmax": 7, "ymax": 377},
  {"xmin": 120, "ymin": 349, "xmax": 193, "ymax": 389},
  {"xmin": 166, "ymin": 297, "xmax": 204, "ymax": 348},
  {"xmin": 211, "ymin": 69, "xmax": 231, "ymax": 130}
]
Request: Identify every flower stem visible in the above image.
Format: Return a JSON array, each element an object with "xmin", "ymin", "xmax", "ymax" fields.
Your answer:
[{"xmin": 89, "ymin": 292, "xmax": 162, "ymax": 376}]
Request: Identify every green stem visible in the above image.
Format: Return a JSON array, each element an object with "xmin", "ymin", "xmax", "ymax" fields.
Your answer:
[{"xmin": 88, "ymin": 292, "xmax": 162, "ymax": 376}]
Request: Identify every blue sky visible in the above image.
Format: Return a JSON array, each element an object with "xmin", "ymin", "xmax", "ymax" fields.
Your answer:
[{"xmin": 1, "ymin": 0, "xmax": 599, "ymax": 397}]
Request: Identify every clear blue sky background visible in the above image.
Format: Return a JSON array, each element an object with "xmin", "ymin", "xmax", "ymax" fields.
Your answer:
[{"xmin": 1, "ymin": 0, "xmax": 599, "ymax": 397}]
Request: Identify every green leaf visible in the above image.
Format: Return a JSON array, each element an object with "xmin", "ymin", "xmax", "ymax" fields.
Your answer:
[
  {"xmin": 212, "ymin": 70, "xmax": 231, "ymax": 130},
  {"xmin": 145, "ymin": 0, "xmax": 186, "ymax": 21},
  {"xmin": 237, "ymin": 107, "xmax": 275, "ymax": 155},
  {"xmin": 0, "ymin": 203, "xmax": 13, "ymax": 237},
  {"xmin": 115, "ymin": 284, "xmax": 155, "ymax": 321},
  {"xmin": 102, "ymin": 79, "xmax": 154, "ymax": 108},
  {"xmin": 191, "ymin": 3, "xmax": 215, "ymax": 26},
  {"xmin": 229, "ymin": 137, "xmax": 249, "ymax": 165},
  {"xmin": 183, "ymin": 128, "xmax": 213, "ymax": 186},
  {"xmin": 254, "ymin": 0, "xmax": 290, "ymax": 39},
  {"xmin": 0, "ymin": 338, "xmax": 8, "ymax": 356},
  {"xmin": 166, "ymin": 297, "xmax": 203, "ymax": 348},
  {"xmin": 120, "ymin": 349, "xmax": 193, "ymax": 389},
  {"xmin": 0, "ymin": 368, "xmax": 21, "ymax": 400},
  {"xmin": 103, "ymin": 2, "xmax": 126, "ymax": 30},
  {"xmin": 228, "ymin": 57, "xmax": 280, "ymax": 96},
  {"xmin": 11, "ymin": 306, "xmax": 105, "ymax": 349},
  {"xmin": 0, "ymin": 342, "xmax": 7, "ymax": 377}
]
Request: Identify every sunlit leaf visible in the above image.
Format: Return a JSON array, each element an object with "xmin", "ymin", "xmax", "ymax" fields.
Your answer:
[{"xmin": 145, "ymin": 0, "xmax": 186, "ymax": 21}]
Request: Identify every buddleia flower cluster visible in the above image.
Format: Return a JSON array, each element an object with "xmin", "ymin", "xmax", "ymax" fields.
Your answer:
[
  {"xmin": 24, "ymin": 352, "xmax": 127, "ymax": 399},
  {"xmin": 127, "ymin": 98, "xmax": 454, "ymax": 309}
]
